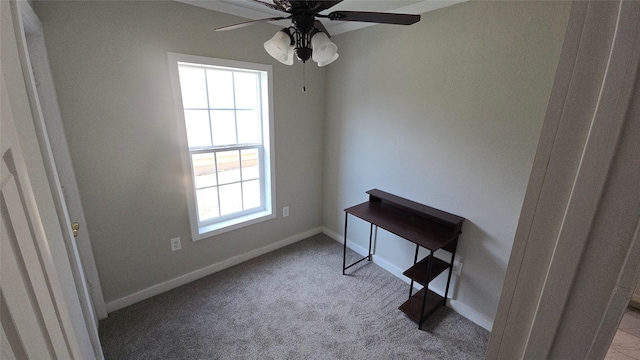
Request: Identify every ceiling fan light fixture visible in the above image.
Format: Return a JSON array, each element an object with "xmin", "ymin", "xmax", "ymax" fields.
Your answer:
[
  {"xmin": 264, "ymin": 29, "xmax": 294, "ymax": 65},
  {"xmin": 317, "ymin": 52, "xmax": 339, "ymax": 67},
  {"xmin": 284, "ymin": 45, "xmax": 295, "ymax": 65},
  {"xmin": 311, "ymin": 32, "xmax": 337, "ymax": 64}
]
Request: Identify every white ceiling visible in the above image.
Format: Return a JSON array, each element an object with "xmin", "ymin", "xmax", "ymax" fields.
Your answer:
[{"xmin": 175, "ymin": 0, "xmax": 465, "ymax": 35}]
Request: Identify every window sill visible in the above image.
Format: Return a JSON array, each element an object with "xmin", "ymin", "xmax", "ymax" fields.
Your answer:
[{"xmin": 192, "ymin": 209, "xmax": 275, "ymax": 241}]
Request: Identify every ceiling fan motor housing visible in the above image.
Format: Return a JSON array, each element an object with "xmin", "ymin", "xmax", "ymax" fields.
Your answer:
[
  {"xmin": 295, "ymin": 47, "xmax": 312, "ymax": 62},
  {"xmin": 292, "ymin": 14, "xmax": 315, "ymax": 33},
  {"xmin": 292, "ymin": 14, "xmax": 316, "ymax": 62}
]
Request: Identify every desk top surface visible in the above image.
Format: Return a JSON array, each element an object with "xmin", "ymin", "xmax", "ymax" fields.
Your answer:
[
  {"xmin": 345, "ymin": 195, "xmax": 463, "ymax": 251},
  {"xmin": 366, "ymin": 189, "xmax": 465, "ymax": 227}
]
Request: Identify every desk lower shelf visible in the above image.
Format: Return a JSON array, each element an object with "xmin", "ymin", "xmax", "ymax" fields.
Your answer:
[
  {"xmin": 402, "ymin": 255, "xmax": 450, "ymax": 286},
  {"xmin": 398, "ymin": 288, "xmax": 445, "ymax": 323}
]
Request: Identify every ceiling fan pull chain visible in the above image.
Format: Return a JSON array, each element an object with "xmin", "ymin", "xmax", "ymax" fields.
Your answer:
[{"xmin": 303, "ymin": 62, "xmax": 306, "ymax": 92}]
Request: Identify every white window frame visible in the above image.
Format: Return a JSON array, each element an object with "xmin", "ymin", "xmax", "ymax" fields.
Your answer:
[{"xmin": 167, "ymin": 53, "xmax": 276, "ymax": 240}]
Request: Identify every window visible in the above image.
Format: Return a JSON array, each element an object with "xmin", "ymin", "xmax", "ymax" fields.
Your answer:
[{"xmin": 168, "ymin": 54, "xmax": 275, "ymax": 240}]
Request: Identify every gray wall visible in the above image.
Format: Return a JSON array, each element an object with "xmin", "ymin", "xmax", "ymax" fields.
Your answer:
[
  {"xmin": 322, "ymin": 1, "xmax": 570, "ymax": 325},
  {"xmin": 35, "ymin": 0, "xmax": 570, "ymax": 325},
  {"xmin": 34, "ymin": 1, "xmax": 326, "ymax": 304}
]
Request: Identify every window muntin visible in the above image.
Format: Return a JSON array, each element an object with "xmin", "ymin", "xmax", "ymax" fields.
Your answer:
[
  {"xmin": 169, "ymin": 54, "xmax": 275, "ymax": 239},
  {"xmin": 190, "ymin": 146, "xmax": 263, "ymax": 221}
]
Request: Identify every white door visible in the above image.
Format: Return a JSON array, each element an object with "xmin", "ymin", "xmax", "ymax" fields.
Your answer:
[
  {"xmin": 10, "ymin": 1, "xmax": 106, "ymax": 357},
  {"xmin": 16, "ymin": 0, "xmax": 108, "ymax": 322},
  {"xmin": 1, "ymin": 0, "xmax": 98, "ymax": 358},
  {"xmin": 0, "ymin": 82, "xmax": 78, "ymax": 359}
]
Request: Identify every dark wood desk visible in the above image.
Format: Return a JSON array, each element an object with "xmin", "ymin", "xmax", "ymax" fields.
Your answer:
[{"xmin": 342, "ymin": 189, "xmax": 465, "ymax": 329}]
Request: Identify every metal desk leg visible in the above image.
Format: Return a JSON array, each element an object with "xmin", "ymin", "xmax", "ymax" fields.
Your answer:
[
  {"xmin": 409, "ymin": 244, "xmax": 419, "ymax": 299},
  {"xmin": 342, "ymin": 212, "xmax": 348, "ymax": 275},
  {"xmin": 368, "ymin": 223, "xmax": 374, "ymax": 261},
  {"xmin": 342, "ymin": 212, "xmax": 375, "ymax": 274},
  {"xmin": 443, "ymin": 238, "xmax": 459, "ymax": 307},
  {"xmin": 418, "ymin": 250, "xmax": 434, "ymax": 330}
]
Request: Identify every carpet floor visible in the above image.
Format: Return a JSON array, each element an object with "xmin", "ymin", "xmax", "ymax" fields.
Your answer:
[{"xmin": 99, "ymin": 234, "xmax": 490, "ymax": 359}]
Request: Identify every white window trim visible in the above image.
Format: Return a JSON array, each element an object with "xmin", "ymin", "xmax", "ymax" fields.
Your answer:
[{"xmin": 167, "ymin": 53, "xmax": 276, "ymax": 241}]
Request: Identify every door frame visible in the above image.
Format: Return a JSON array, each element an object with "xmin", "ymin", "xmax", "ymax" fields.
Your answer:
[
  {"xmin": 15, "ymin": 0, "xmax": 107, "ymax": 321},
  {"xmin": 487, "ymin": 1, "xmax": 640, "ymax": 358}
]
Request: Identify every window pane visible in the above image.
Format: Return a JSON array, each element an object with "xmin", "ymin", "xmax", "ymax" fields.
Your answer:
[
  {"xmin": 178, "ymin": 66, "xmax": 208, "ymax": 109},
  {"xmin": 192, "ymin": 153, "xmax": 217, "ymax": 189},
  {"xmin": 216, "ymin": 150, "xmax": 241, "ymax": 185},
  {"xmin": 237, "ymin": 110, "xmax": 260, "ymax": 144},
  {"xmin": 241, "ymin": 149, "xmax": 260, "ymax": 180},
  {"xmin": 172, "ymin": 55, "xmax": 273, "ymax": 233},
  {"xmin": 184, "ymin": 110, "xmax": 211, "ymax": 148},
  {"xmin": 207, "ymin": 69, "xmax": 234, "ymax": 109},
  {"xmin": 243, "ymin": 180, "xmax": 261, "ymax": 210},
  {"xmin": 219, "ymin": 183, "xmax": 242, "ymax": 216},
  {"xmin": 210, "ymin": 110, "xmax": 237, "ymax": 146},
  {"xmin": 196, "ymin": 187, "xmax": 219, "ymax": 221},
  {"xmin": 234, "ymin": 72, "xmax": 258, "ymax": 109}
]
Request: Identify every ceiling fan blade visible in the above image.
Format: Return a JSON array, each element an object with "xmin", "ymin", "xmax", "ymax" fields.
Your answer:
[
  {"xmin": 314, "ymin": 20, "xmax": 331, "ymax": 38},
  {"xmin": 312, "ymin": 0, "xmax": 343, "ymax": 13},
  {"xmin": 214, "ymin": 17, "xmax": 289, "ymax": 31},
  {"xmin": 274, "ymin": 0, "xmax": 293, "ymax": 13},
  {"xmin": 249, "ymin": 0, "xmax": 288, "ymax": 13},
  {"xmin": 326, "ymin": 11, "xmax": 420, "ymax": 25}
]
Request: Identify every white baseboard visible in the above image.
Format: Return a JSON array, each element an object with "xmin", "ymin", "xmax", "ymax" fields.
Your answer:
[
  {"xmin": 447, "ymin": 300, "xmax": 494, "ymax": 331},
  {"xmin": 323, "ymin": 226, "xmax": 412, "ymax": 283},
  {"xmin": 321, "ymin": 226, "xmax": 494, "ymax": 331},
  {"xmin": 105, "ymin": 227, "xmax": 322, "ymax": 313}
]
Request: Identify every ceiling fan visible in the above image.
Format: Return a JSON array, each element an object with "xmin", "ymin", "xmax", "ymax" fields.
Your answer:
[{"xmin": 214, "ymin": 0, "xmax": 421, "ymax": 66}]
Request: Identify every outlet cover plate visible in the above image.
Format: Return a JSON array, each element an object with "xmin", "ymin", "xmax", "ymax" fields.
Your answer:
[{"xmin": 170, "ymin": 237, "xmax": 182, "ymax": 251}]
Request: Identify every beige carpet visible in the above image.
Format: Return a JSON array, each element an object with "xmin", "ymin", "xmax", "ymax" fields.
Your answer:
[{"xmin": 99, "ymin": 234, "xmax": 489, "ymax": 359}]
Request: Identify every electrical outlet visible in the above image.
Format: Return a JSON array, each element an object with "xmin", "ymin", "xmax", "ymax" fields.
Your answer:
[
  {"xmin": 170, "ymin": 237, "xmax": 182, "ymax": 251},
  {"xmin": 453, "ymin": 260, "xmax": 463, "ymax": 276},
  {"xmin": 283, "ymin": 206, "xmax": 289, "ymax": 217}
]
